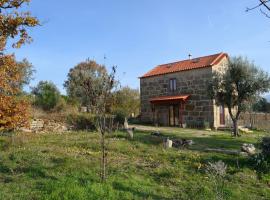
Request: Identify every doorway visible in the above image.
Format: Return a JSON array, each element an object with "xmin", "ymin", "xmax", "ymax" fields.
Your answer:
[
  {"xmin": 169, "ymin": 105, "xmax": 179, "ymax": 126},
  {"xmin": 220, "ymin": 105, "xmax": 225, "ymax": 125}
]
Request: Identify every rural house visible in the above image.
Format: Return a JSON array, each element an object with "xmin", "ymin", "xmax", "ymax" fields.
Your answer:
[{"xmin": 140, "ymin": 52, "xmax": 231, "ymax": 129}]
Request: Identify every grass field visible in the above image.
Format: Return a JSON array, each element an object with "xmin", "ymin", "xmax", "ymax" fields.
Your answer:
[{"xmin": 0, "ymin": 126, "xmax": 270, "ymax": 200}]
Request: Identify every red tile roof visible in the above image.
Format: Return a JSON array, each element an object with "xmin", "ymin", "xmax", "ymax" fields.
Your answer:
[
  {"xmin": 140, "ymin": 52, "xmax": 228, "ymax": 78},
  {"xmin": 150, "ymin": 95, "xmax": 190, "ymax": 104}
]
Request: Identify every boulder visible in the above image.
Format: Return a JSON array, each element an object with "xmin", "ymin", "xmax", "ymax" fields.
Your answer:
[
  {"xmin": 126, "ymin": 129, "xmax": 133, "ymax": 140},
  {"xmin": 241, "ymin": 143, "xmax": 256, "ymax": 155},
  {"xmin": 239, "ymin": 126, "xmax": 253, "ymax": 134},
  {"xmin": 164, "ymin": 138, "xmax": 173, "ymax": 149},
  {"xmin": 124, "ymin": 118, "xmax": 129, "ymax": 130},
  {"xmin": 172, "ymin": 139, "xmax": 194, "ymax": 148}
]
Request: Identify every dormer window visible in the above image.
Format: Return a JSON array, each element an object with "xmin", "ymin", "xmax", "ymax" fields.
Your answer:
[{"xmin": 169, "ymin": 78, "xmax": 177, "ymax": 92}]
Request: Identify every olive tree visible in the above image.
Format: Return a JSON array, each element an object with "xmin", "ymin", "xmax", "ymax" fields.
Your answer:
[
  {"xmin": 208, "ymin": 56, "xmax": 270, "ymax": 137},
  {"xmin": 64, "ymin": 60, "xmax": 108, "ymax": 112}
]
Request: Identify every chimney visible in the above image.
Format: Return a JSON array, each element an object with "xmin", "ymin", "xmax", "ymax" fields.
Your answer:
[{"xmin": 188, "ymin": 54, "xmax": 192, "ymax": 60}]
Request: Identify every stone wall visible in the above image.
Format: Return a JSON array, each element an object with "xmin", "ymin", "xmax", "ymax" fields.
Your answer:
[
  {"xmin": 21, "ymin": 119, "xmax": 68, "ymax": 133},
  {"xmin": 140, "ymin": 57, "xmax": 230, "ymax": 128}
]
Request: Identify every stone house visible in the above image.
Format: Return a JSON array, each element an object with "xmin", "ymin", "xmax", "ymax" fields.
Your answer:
[{"xmin": 139, "ymin": 52, "xmax": 231, "ymax": 129}]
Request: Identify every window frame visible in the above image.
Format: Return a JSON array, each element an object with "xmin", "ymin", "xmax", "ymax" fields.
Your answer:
[{"xmin": 169, "ymin": 78, "xmax": 177, "ymax": 92}]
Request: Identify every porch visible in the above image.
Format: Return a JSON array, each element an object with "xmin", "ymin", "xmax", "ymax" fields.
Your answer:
[{"xmin": 149, "ymin": 95, "xmax": 190, "ymax": 127}]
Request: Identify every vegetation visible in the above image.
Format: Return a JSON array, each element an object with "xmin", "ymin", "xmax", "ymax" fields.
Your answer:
[
  {"xmin": 66, "ymin": 113, "xmax": 96, "ymax": 131},
  {"xmin": 32, "ymin": 81, "xmax": 61, "ymax": 111},
  {"xmin": 0, "ymin": 0, "xmax": 39, "ymax": 52},
  {"xmin": 0, "ymin": 0, "xmax": 38, "ymax": 131},
  {"xmin": 17, "ymin": 58, "xmax": 35, "ymax": 90},
  {"xmin": 0, "ymin": 55, "xmax": 30, "ymax": 131},
  {"xmin": 208, "ymin": 56, "xmax": 270, "ymax": 137},
  {"xmin": 113, "ymin": 86, "xmax": 140, "ymax": 118},
  {"xmin": 64, "ymin": 59, "xmax": 109, "ymax": 111},
  {"xmin": 253, "ymin": 97, "xmax": 270, "ymax": 113},
  {"xmin": 0, "ymin": 127, "xmax": 269, "ymax": 199}
]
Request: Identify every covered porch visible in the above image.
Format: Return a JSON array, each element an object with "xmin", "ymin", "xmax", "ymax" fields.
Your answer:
[{"xmin": 149, "ymin": 95, "xmax": 190, "ymax": 127}]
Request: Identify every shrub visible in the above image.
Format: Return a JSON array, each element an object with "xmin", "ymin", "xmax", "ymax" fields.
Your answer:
[
  {"xmin": 32, "ymin": 81, "xmax": 61, "ymax": 111},
  {"xmin": 66, "ymin": 114, "xmax": 96, "ymax": 131},
  {"xmin": 53, "ymin": 96, "xmax": 67, "ymax": 112},
  {"xmin": 113, "ymin": 110, "xmax": 126, "ymax": 126},
  {"xmin": 252, "ymin": 137, "xmax": 270, "ymax": 176}
]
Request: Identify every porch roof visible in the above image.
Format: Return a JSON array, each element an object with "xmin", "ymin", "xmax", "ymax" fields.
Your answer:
[{"xmin": 149, "ymin": 95, "xmax": 190, "ymax": 104}]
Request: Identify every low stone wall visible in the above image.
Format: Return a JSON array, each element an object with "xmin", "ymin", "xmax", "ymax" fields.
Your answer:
[
  {"xmin": 239, "ymin": 113, "xmax": 270, "ymax": 131},
  {"xmin": 21, "ymin": 119, "xmax": 68, "ymax": 133}
]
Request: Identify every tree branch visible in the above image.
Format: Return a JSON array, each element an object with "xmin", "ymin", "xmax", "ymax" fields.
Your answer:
[{"xmin": 246, "ymin": 0, "xmax": 270, "ymax": 18}]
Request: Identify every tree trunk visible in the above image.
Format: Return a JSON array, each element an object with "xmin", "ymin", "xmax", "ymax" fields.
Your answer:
[
  {"xmin": 101, "ymin": 132, "xmax": 106, "ymax": 182},
  {"xmin": 232, "ymin": 119, "xmax": 239, "ymax": 137}
]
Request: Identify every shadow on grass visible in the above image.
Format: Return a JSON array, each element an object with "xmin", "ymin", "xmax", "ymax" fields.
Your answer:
[
  {"xmin": 130, "ymin": 130, "xmax": 257, "ymax": 171},
  {"xmin": 113, "ymin": 181, "xmax": 167, "ymax": 200}
]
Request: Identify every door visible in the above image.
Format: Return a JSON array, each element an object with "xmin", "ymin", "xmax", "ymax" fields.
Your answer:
[
  {"xmin": 220, "ymin": 105, "xmax": 225, "ymax": 125},
  {"xmin": 169, "ymin": 105, "xmax": 179, "ymax": 126}
]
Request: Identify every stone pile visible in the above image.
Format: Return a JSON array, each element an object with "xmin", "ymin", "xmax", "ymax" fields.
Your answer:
[
  {"xmin": 241, "ymin": 143, "xmax": 256, "ymax": 155},
  {"xmin": 21, "ymin": 119, "xmax": 68, "ymax": 133},
  {"xmin": 30, "ymin": 119, "xmax": 44, "ymax": 131},
  {"xmin": 162, "ymin": 137, "xmax": 194, "ymax": 149},
  {"xmin": 172, "ymin": 139, "xmax": 194, "ymax": 148}
]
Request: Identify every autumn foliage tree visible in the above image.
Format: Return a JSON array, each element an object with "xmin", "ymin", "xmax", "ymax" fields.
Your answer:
[
  {"xmin": 0, "ymin": 55, "xmax": 30, "ymax": 131},
  {"xmin": 0, "ymin": 0, "xmax": 39, "ymax": 131}
]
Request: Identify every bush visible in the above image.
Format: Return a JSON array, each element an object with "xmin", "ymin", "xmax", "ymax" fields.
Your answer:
[
  {"xmin": 252, "ymin": 137, "xmax": 270, "ymax": 176},
  {"xmin": 66, "ymin": 114, "xmax": 96, "ymax": 131},
  {"xmin": 113, "ymin": 110, "xmax": 126, "ymax": 125},
  {"xmin": 32, "ymin": 81, "xmax": 61, "ymax": 111}
]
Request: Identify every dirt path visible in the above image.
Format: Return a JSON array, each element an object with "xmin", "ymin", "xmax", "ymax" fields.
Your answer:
[{"xmin": 131, "ymin": 124, "xmax": 216, "ymax": 137}]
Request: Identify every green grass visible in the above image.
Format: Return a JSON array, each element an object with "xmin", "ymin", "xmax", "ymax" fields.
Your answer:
[{"xmin": 0, "ymin": 126, "xmax": 269, "ymax": 200}]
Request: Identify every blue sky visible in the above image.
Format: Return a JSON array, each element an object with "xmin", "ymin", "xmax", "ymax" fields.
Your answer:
[{"xmin": 9, "ymin": 0, "xmax": 270, "ymax": 94}]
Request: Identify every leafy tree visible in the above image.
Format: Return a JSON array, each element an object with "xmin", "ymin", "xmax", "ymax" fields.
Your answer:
[
  {"xmin": 0, "ymin": 0, "xmax": 38, "ymax": 131},
  {"xmin": 208, "ymin": 56, "xmax": 270, "ymax": 136},
  {"xmin": 0, "ymin": 0, "xmax": 39, "ymax": 51},
  {"xmin": 17, "ymin": 58, "xmax": 35, "ymax": 90},
  {"xmin": 113, "ymin": 86, "xmax": 140, "ymax": 117},
  {"xmin": 32, "ymin": 81, "xmax": 61, "ymax": 111},
  {"xmin": 64, "ymin": 59, "xmax": 108, "ymax": 111},
  {"xmin": 0, "ymin": 55, "xmax": 30, "ymax": 131},
  {"xmin": 253, "ymin": 98, "xmax": 270, "ymax": 113}
]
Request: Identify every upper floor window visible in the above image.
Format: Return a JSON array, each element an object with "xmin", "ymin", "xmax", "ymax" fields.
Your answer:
[{"xmin": 169, "ymin": 78, "xmax": 177, "ymax": 92}]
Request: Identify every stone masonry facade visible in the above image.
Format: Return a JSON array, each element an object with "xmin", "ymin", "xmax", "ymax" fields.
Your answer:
[{"xmin": 140, "ymin": 56, "xmax": 230, "ymax": 128}]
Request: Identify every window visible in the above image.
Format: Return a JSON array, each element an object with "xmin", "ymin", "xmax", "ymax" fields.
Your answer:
[{"xmin": 169, "ymin": 78, "xmax": 177, "ymax": 92}]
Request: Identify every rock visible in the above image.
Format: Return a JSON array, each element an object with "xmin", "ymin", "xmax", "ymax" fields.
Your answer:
[
  {"xmin": 19, "ymin": 128, "xmax": 32, "ymax": 133},
  {"xmin": 185, "ymin": 140, "xmax": 194, "ymax": 146},
  {"xmin": 164, "ymin": 138, "xmax": 173, "ymax": 149},
  {"xmin": 241, "ymin": 143, "xmax": 256, "ymax": 155},
  {"xmin": 126, "ymin": 129, "xmax": 133, "ymax": 140},
  {"xmin": 172, "ymin": 139, "xmax": 183, "ymax": 148},
  {"xmin": 172, "ymin": 139, "xmax": 194, "ymax": 148},
  {"xmin": 239, "ymin": 126, "xmax": 253, "ymax": 134},
  {"xmin": 124, "ymin": 118, "xmax": 129, "ymax": 130},
  {"xmin": 151, "ymin": 131, "xmax": 163, "ymax": 137}
]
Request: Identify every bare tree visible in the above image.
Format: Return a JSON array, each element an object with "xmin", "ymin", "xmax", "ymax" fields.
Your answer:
[
  {"xmin": 94, "ymin": 66, "xmax": 117, "ymax": 182},
  {"xmin": 246, "ymin": 0, "xmax": 270, "ymax": 18}
]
